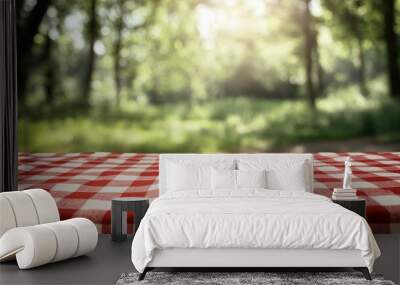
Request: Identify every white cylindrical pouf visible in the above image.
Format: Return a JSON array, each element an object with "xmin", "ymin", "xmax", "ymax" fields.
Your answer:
[
  {"xmin": 42, "ymin": 221, "xmax": 79, "ymax": 262},
  {"xmin": 0, "ymin": 196, "xmax": 17, "ymax": 237},
  {"xmin": 1, "ymin": 192, "xmax": 39, "ymax": 227},
  {"xmin": 66, "ymin": 218, "xmax": 98, "ymax": 257},
  {"xmin": 0, "ymin": 226, "xmax": 57, "ymax": 269},
  {"xmin": 0, "ymin": 219, "xmax": 98, "ymax": 269},
  {"xmin": 0, "ymin": 189, "xmax": 98, "ymax": 269},
  {"xmin": 24, "ymin": 189, "xmax": 60, "ymax": 224}
]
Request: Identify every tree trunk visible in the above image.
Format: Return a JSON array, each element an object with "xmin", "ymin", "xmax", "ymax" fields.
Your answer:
[
  {"xmin": 356, "ymin": 32, "xmax": 368, "ymax": 96},
  {"xmin": 44, "ymin": 25, "xmax": 55, "ymax": 106},
  {"xmin": 17, "ymin": 0, "xmax": 51, "ymax": 104},
  {"xmin": 16, "ymin": 0, "xmax": 24, "ymax": 19},
  {"xmin": 113, "ymin": 0, "xmax": 125, "ymax": 108},
  {"xmin": 383, "ymin": 0, "xmax": 400, "ymax": 98},
  {"xmin": 313, "ymin": 29, "xmax": 325, "ymax": 97},
  {"xmin": 304, "ymin": 0, "xmax": 316, "ymax": 109},
  {"xmin": 82, "ymin": 0, "xmax": 98, "ymax": 108}
]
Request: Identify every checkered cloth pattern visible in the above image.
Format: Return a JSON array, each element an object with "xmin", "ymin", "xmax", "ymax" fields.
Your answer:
[
  {"xmin": 18, "ymin": 153, "xmax": 159, "ymax": 234},
  {"xmin": 314, "ymin": 152, "xmax": 400, "ymax": 234},
  {"xmin": 18, "ymin": 152, "xmax": 400, "ymax": 234}
]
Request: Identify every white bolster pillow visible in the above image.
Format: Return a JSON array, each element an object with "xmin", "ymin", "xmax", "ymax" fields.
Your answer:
[
  {"xmin": 24, "ymin": 189, "xmax": 60, "ymax": 224},
  {"xmin": 0, "ymin": 196, "xmax": 17, "ymax": 237},
  {"xmin": 0, "ymin": 218, "xmax": 98, "ymax": 269},
  {"xmin": 65, "ymin": 218, "xmax": 98, "ymax": 257},
  {"xmin": 0, "ymin": 226, "xmax": 57, "ymax": 268},
  {"xmin": 42, "ymin": 221, "xmax": 79, "ymax": 262},
  {"xmin": 0, "ymin": 189, "xmax": 60, "ymax": 238},
  {"xmin": 1, "ymin": 191, "xmax": 39, "ymax": 227}
]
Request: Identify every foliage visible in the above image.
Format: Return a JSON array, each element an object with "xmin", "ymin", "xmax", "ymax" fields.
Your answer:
[
  {"xmin": 17, "ymin": 0, "xmax": 400, "ymax": 152},
  {"xmin": 19, "ymin": 90, "xmax": 400, "ymax": 153}
]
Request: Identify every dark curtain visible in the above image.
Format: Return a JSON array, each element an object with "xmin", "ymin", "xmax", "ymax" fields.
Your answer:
[{"xmin": 0, "ymin": 0, "xmax": 18, "ymax": 192}]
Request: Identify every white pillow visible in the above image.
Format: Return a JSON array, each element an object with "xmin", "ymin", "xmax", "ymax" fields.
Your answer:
[
  {"xmin": 167, "ymin": 162, "xmax": 211, "ymax": 191},
  {"xmin": 211, "ymin": 168, "xmax": 236, "ymax": 190},
  {"xmin": 238, "ymin": 159, "xmax": 310, "ymax": 191},
  {"xmin": 211, "ymin": 169, "xmax": 268, "ymax": 191},
  {"xmin": 166, "ymin": 159, "xmax": 236, "ymax": 193},
  {"xmin": 267, "ymin": 166, "xmax": 307, "ymax": 191},
  {"xmin": 236, "ymin": 169, "xmax": 267, "ymax": 189}
]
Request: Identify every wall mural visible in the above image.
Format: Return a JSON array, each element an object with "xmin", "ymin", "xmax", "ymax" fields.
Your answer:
[{"xmin": 17, "ymin": 0, "xmax": 400, "ymax": 153}]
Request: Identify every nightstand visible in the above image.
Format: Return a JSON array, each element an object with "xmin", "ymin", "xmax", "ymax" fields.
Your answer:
[
  {"xmin": 332, "ymin": 198, "xmax": 366, "ymax": 218},
  {"xmin": 111, "ymin": 197, "xmax": 150, "ymax": 242}
]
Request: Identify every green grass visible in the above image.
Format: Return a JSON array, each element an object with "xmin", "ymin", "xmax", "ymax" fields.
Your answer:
[{"xmin": 19, "ymin": 91, "xmax": 400, "ymax": 153}]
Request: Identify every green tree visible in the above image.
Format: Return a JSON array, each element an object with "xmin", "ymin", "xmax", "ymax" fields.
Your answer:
[
  {"xmin": 113, "ymin": 0, "xmax": 125, "ymax": 108},
  {"xmin": 17, "ymin": 0, "xmax": 52, "ymax": 103},
  {"xmin": 383, "ymin": 0, "xmax": 400, "ymax": 98},
  {"xmin": 303, "ymin": 0, "xmax": 316, "ymax": 108},
  {"xmin": 321, "ymin": 0, "xmax": 369, "ymax": 96},
  {"xmin": 81, "ymin": 0, "xmax": 99, "ymax": 108}
]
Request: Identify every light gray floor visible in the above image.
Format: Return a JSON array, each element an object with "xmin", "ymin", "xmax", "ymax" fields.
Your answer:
[{"xmin": 0, "ymin": 235, "xmax": 134, "ymax": 285}]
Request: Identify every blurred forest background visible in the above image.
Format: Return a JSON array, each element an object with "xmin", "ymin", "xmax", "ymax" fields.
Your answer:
[{"xmin": 18, "ymin": 0, "xmax": 400, "ymax": 153}]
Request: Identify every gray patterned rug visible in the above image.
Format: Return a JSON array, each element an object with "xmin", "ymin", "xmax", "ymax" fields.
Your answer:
[{"xmin": 116, "ymin": 272, "xmax": 396, "ymax": 285}]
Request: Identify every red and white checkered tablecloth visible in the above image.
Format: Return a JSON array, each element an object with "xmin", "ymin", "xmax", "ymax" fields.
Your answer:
[
  {"xmin": 18, "ymin": 153, "xmax": 159, "ymax": 234},
  {"xmin": 313, "ymin": 152, "xmax": 400, "ymax": 234},
  {"xmin": 18, "ymin": 152, "xmax": 400, "ymax": 234}
]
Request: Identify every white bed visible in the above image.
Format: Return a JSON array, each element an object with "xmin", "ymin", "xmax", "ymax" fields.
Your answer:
[{"xmin": 131, "ymin": 154, "xmax": 380, "ymax": 280}]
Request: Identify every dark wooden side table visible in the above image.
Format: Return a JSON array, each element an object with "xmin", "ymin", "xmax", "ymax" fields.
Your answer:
[
  {"xmin": 112, "ymin": 197, "xmax": 150, "ymax": 242},
  {"xmin": 332, "ymin": 198, "xmax": 366, "ymax": 218}
]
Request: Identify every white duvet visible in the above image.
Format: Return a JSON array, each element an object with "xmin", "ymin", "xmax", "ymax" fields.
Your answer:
[{"xmin": 131, "ymin": 190, "xmax": 380, "ymax": 273}]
